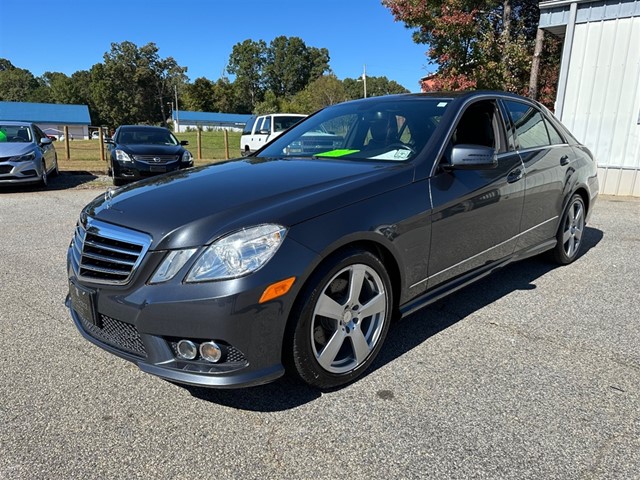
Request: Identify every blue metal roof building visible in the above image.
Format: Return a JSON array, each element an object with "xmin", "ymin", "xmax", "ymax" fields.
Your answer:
[
  {"xmin": 170, "ymin": 110, "xmax": 252, "ymax": 132},
  {"xmin": 0, "ymin": 101, "xmax": 91, "ymax": 124},
  {"xmin": 0, "ymin": 101, "xmax": 92, "ymax": 140}
]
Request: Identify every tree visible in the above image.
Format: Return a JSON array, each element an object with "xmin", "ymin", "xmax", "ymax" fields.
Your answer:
[
  {"xmin": 41, "ymin": 72, "xmax": 76, "ymax": 104},
  {"xmin": 89, "ymin": 41, "xmax": 187, "ymax": 127},
  {"xmin": 227, "ymin": 37, "xmax": 331, "ymax": 113},
  {"xmin": 286, "ymin": 75, "xmax": 347, "ymax": 114},
  {"xmin": 182, "ymin": 77, "xmax": 217, "ymax": 112},
  {"xmin": 0, "ymin": 58, "xmax": 45, "ymax": 102},
  {"xmin": 343, "ymin": 75, "xmax": 409, "ymax": 100},
  {"xmin": 263, "ymin": 36, "xmax": 330, "ymax": 98},
  {"xmin": 383, "ymin": 0, "xmax": 561, "ymax": 105},
  {"xmin": 226, "ymin": 39, "xmax": 267, "ymax": 112},
  {"xmin": 212, "ymin": 77, "xmax": 241, "ymax": 113}
]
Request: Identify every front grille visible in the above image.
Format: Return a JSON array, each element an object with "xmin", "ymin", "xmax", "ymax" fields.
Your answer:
[
  {"xmin": 80, "ymin": 313, "xmax": 147, "ymax": 358},
  {"xmin": 70, "ymin": 217, "xmax": 151, "ymax": 285},
  {"xmin": 133, "ymin": 155, "xmax": 179, "ymax": 164},
  {"xmin": 0, "ymin": 165, "xmax": 13, "ymax": 174}
]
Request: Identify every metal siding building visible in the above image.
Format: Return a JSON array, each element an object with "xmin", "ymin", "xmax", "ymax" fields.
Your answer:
[
  {"xmin": 170, "ymin": 111, "xmax": 253, "ymax": 132},
  {"xmin": 0, "ymin": 101, "xmax": 92, "ymax": 140},
  {"xmin": 539, "ymin": 0, "xmax": 640, "ymax": 196}
]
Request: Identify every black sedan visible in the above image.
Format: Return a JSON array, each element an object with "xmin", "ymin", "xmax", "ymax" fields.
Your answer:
[
  {"xmin": 106, "ymin": 125, "xmax": 193, "ymax": 185},
  {"xmin": 67, "ymin": 91, "xmax": 599, "ymax": 389}
]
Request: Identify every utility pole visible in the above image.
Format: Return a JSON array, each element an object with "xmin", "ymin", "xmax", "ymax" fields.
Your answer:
[
  {"xmin": 174, "ymin": 85, "xmax": 180, "ymax": 133},
  {"xmin": 363, "ymin": 64, "xmax": 367, "ymax": 98}
]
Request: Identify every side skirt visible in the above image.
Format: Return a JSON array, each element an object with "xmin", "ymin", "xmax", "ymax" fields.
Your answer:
[{"xmin": 398, "ymin": 239, "xmax": 556, "ymax": 319}]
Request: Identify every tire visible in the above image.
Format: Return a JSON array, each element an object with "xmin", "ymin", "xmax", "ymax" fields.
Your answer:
[
  {"xmin": 40, "ymin": 160, "xmax": 48, "ymax": 188},
  {"xmin": 551, "ymin": 194, "xmax": 586, "ymax": 265},
  {"xmin": 50, "ymin": 154, "xmax": 59, "ymax": 177},
  {"xmin": 286, "ymin": 249, "xmax": 393, "ymax": 389},
  {"xmin": 110, "ymin": 161, "xmax": 125, "ymax": 186}
]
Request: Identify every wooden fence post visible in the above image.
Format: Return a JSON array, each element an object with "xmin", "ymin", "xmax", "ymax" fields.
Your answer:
[
  {"xmin": 63, "ymin": 126, "xmax": 70, "ymax": 160},
  {"xmin": 224, "ymin": 129, "xmax": 229, "ymax": 160},
  {"xmin": 197, "ymin": 129, "xmax": 202, "ymax": 160},
  {"xmin": 99, "ymin": 128, "xmax": 105, "ymax": 162}
]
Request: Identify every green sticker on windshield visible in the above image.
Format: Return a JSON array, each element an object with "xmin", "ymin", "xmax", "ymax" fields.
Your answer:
[{"xmin": 315, "ymin": 149, "xmax": 360, "ymax": 158}]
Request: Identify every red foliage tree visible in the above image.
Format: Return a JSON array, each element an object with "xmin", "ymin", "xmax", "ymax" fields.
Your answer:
[{"xmin": 383, "ymin": 0, "xmax": 562, "ymax": 107}]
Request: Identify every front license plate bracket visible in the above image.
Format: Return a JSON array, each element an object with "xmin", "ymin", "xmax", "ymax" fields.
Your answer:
[{"xmin": 69, "ymin": 280, "xmax": 99, "ymax": 327}]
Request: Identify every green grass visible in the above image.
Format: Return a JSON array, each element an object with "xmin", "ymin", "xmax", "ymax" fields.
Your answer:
[{"xmin": 56, "ymin": 130, "xmax": 243, "ymax": 173}]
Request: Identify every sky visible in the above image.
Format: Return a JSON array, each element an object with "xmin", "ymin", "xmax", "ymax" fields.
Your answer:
[{"xmin": 0, "ymin": 0, "xmax": 433, "ymax": 93}]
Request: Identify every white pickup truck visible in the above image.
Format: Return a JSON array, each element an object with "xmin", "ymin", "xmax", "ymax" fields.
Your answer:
[{"xmin": 241, "ymin": 113, "xmax": 306, "ymax": 155}]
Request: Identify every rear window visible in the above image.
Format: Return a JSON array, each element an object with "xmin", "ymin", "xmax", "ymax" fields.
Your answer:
[{"xmin": 273, "ymin": 116, "xmax": 305, "ymax": 132}]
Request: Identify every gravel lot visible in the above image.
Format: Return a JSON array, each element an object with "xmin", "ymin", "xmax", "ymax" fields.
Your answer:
[{"xmin": 1, "ymin": 174, "xmax": 638, "ymax": 479}]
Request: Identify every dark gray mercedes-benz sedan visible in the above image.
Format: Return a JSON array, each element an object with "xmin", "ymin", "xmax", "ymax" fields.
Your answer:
[{"xmin": 66, "ymin": 91, "xmax": 599, "ymax": 389}]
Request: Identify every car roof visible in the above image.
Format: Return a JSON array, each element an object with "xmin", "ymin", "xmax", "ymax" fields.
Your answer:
[
  {"xmin": 118, "ymin": 125, "xmax": 170, "ymax": 132},
  {"xmin": 338, "ymin": 90, "xmax": 535, "ymax": 106}
]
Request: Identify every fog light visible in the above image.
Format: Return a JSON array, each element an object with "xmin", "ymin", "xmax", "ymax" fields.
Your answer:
[
  {"xmin": 200, "ymin": 341, "xmax": 222, "ymax": 363},
  {"xmin": 176, "ymin": 340, "xmax": 198, "ymax": 360}
]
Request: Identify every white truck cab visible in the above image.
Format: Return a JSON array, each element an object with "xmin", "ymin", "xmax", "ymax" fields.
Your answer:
[{"xmin": 241, "ymin": 113, "xmax": 306, "ymax": 155}]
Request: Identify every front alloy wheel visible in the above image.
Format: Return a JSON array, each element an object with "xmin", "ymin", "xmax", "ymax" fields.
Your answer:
[
  {"xmin": 40, "ymin": 160, "xmax": 48, "ymax": 188},
  {"xmin": 288, "ymin": 249, "xmax": 392, "ymax": 389}
]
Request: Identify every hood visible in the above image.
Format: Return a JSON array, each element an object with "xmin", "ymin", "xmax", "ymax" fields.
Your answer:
[
  {"xmin": 0, "ymin": 143, "xmax": 35, "ymax": 157},
  {"xmin": 84, "ymin": 157, "xmax": 413, "ymax": 250},
  {"xmin": 118, "ymin": 144, "xmax": 184, "ymax": 155}
]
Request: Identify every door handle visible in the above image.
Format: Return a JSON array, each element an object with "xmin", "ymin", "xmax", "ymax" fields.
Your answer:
[
  {"xmin": 507, "ymin": 168, "xmax": 523, "ymax": 183},
  {"xmin": 560, "ymin": 155, "xmax": 570, "ymax": 166}
]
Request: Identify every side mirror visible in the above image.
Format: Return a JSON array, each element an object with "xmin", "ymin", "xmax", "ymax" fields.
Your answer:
[
  {"xmin": 40, "ymin": 137, "xmax": 53, "ymax": 146},
  {"xmin": 258, "ymin": 129, "xmax": 270, "ymax": 135},
  {"xmin": 180, "ymin": 140, "xmax": 189, "ymax": 146},
  {"xmin": 448, "ymin": 144, "xmax": 497, "ymax": 170},
  {"xmin": 104, "ymin": 137, "xmax": 114, "ymax": 144}
]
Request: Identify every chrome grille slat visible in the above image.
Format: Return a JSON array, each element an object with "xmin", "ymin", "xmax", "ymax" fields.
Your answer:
[
  {"xmin": 81, "ymin": 250, "xmax": 137, "ymax": 266},
  {"xmin": 71, "ymin": 217, "xmax": 151, "ymax": 285},
  {"xmin": 80, "ymin": 263, "xmax": 131, "ymax": 276},
  {"xmin": 83, "ymin": 238, "xmax": 142, "ymax": 257},
  {"xmin": 133, "ymin": 155, "xmax": 179, "ymax": 164}
]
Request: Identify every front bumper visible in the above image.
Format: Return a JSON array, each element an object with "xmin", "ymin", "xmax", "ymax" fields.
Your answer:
[
  {"xmin": 112, "ymin": 159, "xmax": 193, "ymax": 181},
  {"xmin": 66, "ymin": 236, "xmax": 318, "ymax": 388},
  {"xmin": 0, "ymin": 159, "xmax": 43, "ymax": 184}
]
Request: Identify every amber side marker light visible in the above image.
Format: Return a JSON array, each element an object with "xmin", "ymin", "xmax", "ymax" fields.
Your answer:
[{"xmin": 259, "ymin": 277, "xmax": 296, "ymax": 304}]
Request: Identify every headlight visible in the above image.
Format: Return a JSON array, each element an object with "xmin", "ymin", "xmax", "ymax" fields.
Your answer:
[
  {"xmin": 186, "ymin": 224, "xmax": 287, "ymax": 282},
  {"xmin": 149, "ymin": 248, "xmax": 197, "ymax": 284},
  {"xmin": 181, "ymin": 150, "xmax": 192, "ymax": 163},
  {"xmin": 115, "ymin": 149, "xmax": 132, "ymax": 162},
  {"xmin": 12, "ymin": 151, "xmax": 37, "ymax": 162}
]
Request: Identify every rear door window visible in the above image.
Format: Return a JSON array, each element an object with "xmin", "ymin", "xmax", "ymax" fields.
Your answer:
[{"xmin": 503, "ymin": 100, "xmax": 550, "ymax": 150}]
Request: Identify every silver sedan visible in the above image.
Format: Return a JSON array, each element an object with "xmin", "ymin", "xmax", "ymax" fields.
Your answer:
[{"xmin": 0, "ymin": 121, "xmax": 59, "ymax": 187}]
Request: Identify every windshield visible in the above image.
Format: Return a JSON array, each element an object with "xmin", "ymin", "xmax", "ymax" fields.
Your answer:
[
  {"xmin": 259, "ymin": 98, "xmax": 449, "ymax": 162},
  {"xmin": 0, "ymin": 125, "xmax": 33, "ymax": 143},
  {"xmin": 117, "ymin": 129, "xmax": 179, "ymax": 146}
]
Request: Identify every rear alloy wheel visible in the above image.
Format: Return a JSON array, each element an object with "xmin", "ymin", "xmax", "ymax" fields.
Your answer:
[
  {"xmin": 552, "ymin": 194, "xmax": 586, "ymax": 264},
  {"xmin": 288, "ymin": 249, "xmax": 392, "ymax": 389}
]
